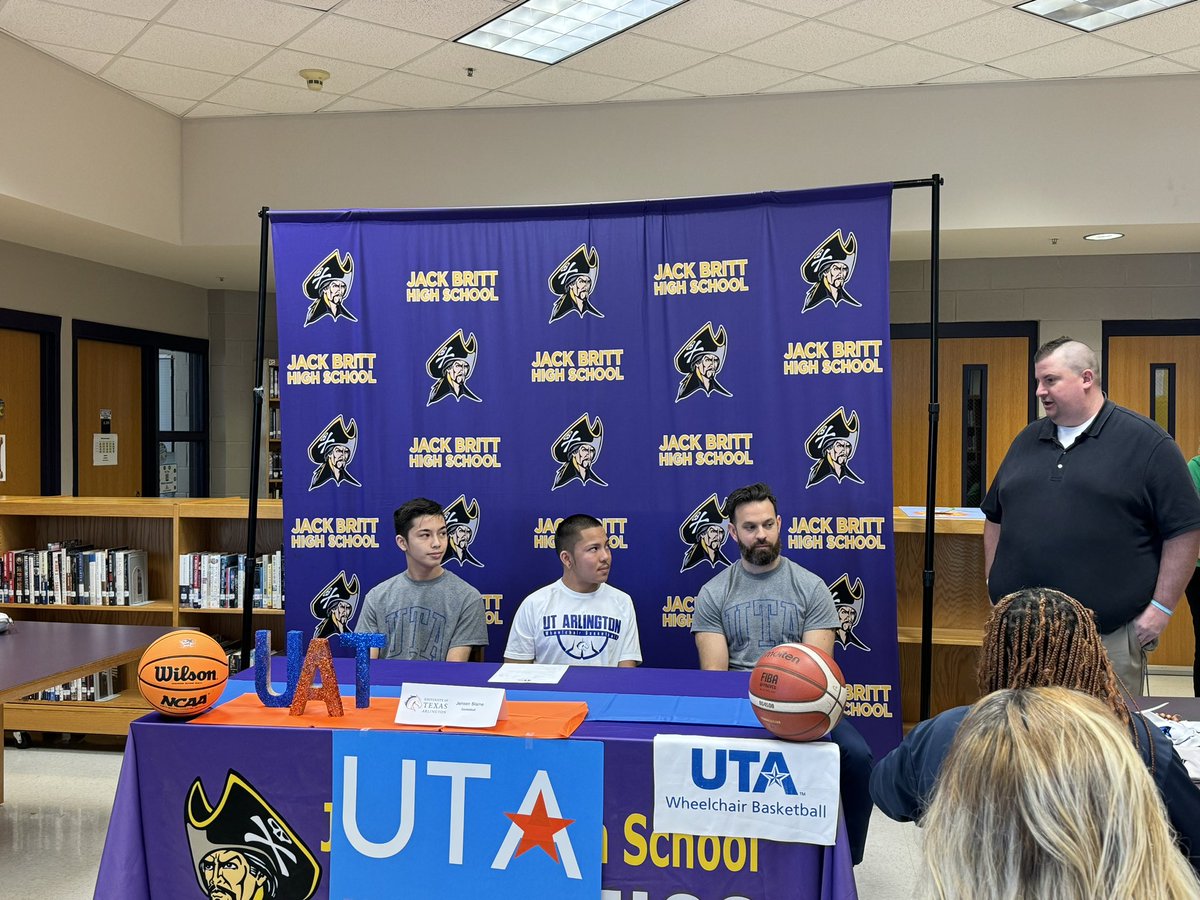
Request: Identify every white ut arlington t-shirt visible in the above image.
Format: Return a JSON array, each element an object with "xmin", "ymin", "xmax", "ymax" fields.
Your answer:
[{"xmin": 504, "ymin": 579, "xmax": 642, "ymax": 666}]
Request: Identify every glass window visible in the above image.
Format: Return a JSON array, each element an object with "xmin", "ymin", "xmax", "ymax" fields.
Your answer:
[
  {"xmin": 962, "ymin": 365, "xmax": 987, "ymax": 507},
  {"xmin": 1150, "ymin": 364, "xmax": 1175, "ymax": 436}
]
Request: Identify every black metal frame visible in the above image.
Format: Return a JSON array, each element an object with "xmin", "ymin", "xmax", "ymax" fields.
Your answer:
[
  {"xmin": 1149, "ymin": 362, "xmax": 1177, "ymax": 438},
  {"xmin": 71, "ymin": 320, "xmax": 209, "ymax": 498},
  {"xmin": 0, "ymin": 306, "xmax": 62, "ymax": 495}
]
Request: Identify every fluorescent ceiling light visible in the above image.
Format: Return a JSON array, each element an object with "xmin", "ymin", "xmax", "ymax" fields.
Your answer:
[
  {"xmin": 1016, "ymin": 0, "xmax": 1194, "ymax": 33},
  {"xmin": 458, "ymin": 0, "xmax": 690, "ymax": 64},
  {"xmin": 1084, "ymin": 232, "xmax": 1125, "ymax": 240}
]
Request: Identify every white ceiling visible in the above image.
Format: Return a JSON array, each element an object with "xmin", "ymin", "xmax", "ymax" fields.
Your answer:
[{"xmin": 3, "ymin": 0, "xmax": 1200, "ymax": 117}]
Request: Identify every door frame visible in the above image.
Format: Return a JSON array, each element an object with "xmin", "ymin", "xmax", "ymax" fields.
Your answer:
[
  {"xmin": 1102, "ymin": 318, "xmax": 1200, "ymax": 396},
  {"xmin": 0, "ymin": 306, "xmax": 62, "ymax": 495},
  {"xmin": 72, "ymin": 320, "xmax": 209, "ymax": 497}
]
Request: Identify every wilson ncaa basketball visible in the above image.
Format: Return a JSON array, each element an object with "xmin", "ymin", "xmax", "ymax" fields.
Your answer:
[
  {"xmin": 137, "ymin": 629, "xmax": 229, "ymax": 717},
  {"xmin": 749, "ymin": 643, "xmax": 848, "ymax": 741}
]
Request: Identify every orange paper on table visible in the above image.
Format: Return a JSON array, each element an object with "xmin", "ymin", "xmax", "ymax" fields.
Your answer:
[{"xmin": 190, "ymin": 693, "xmax": 588, "ymax": 738}]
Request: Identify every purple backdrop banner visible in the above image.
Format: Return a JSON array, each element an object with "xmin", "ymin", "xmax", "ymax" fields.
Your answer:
[{"xmin": 270, "ymin": 184, "xmax": 901, "ymax": 753}]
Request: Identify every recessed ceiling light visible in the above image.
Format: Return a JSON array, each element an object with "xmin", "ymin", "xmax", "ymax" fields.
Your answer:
[
  {"xmin": 457, "ymin": 0, "xmax": 690, "ymax": 65},
  {"xmin": 1084, "ymin": 232, "xmax": 1125, "ymax": 241},
  {"xmin": 1016, "ymin": 0, "xmax": 1195, "ymax": 33}
]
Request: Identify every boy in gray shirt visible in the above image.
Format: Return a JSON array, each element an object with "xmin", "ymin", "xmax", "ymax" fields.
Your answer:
[{"xmin": 356, "ymin": 497, "xmax": 487, "ymax": 661}]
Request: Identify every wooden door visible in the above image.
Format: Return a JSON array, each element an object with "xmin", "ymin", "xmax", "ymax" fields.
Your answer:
[
  {"xmin": 892, "ymin": 336, "xmax": 1032, "ymax": 507},
  {"xmin": 1107, "ymin": 334, "xmax": 1200, "ymax": 668},
  {"xmin": 76, "ymin": 339, "xmax": 142, "ymax": 496},
  {"xmin": 0, "ymin": 328, "xmax": 41, "ymax": 495}
]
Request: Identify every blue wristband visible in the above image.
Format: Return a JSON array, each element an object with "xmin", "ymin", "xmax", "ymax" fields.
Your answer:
[{"xmin": 1149, "ymin": 599, "xmax": 1174, "ymax": 617}]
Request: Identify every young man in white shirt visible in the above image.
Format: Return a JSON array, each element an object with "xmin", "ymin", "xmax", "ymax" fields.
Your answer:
[{"xmin": 504, "ymin": 514, "xmax": 641, "ymax": 667}]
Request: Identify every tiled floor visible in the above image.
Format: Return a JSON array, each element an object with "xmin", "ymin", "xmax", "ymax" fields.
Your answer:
[{"xmin": 2, "ymin": 672, "xmax": 1194, "ymax": 900}]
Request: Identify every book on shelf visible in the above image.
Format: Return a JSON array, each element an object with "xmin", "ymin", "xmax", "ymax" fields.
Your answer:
[
  {"xmin": 23, "ymin": 666, "xmax": 119, "ymax": 703},
  {"xmin": 178, "ymin": 549, "xmax": 284, "ymax": 610},
  {"xmin": 1, "ymin": 543, "xmax": 150, "ymax": 606},
  {"xmin": 267, "ymin": 358, "xmax": 279, "ymax": 401}
]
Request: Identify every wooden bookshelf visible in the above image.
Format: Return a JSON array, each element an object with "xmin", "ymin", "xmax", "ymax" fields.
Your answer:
[
  {"xmin": 265, "ymin": 358, "xmax": 282, "ymax": 499},
  {"xmin": 0, "ymin": 496, "xmax": 284, "ymax": 738}
]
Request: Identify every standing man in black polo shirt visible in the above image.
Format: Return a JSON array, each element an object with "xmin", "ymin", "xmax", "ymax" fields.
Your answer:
[{"xmin": 981, "ymin": 337, "xmax": 1200, "ymax": 695}]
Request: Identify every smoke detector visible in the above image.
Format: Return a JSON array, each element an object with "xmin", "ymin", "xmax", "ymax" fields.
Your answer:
[{"xmin": 299, "ymin": 69, "xmax": 331, "ymax": 91}]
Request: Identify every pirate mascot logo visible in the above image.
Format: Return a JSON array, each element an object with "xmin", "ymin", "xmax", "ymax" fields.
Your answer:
[
  {"xmin": 302, "ymin": 250, "xmax": 356, "ymax": 326},
  {"xmin": 830, "ymin": 574, "xmax": 870, "ymax": 651},
  {"xmin": 426, "ymin": 329, "xmax": 481, "ymax": 406},
  {"xmin": 801, "ymin": 230, "xmax": 859, "ymax": 313},
  {"xmin": 805, "ymin": 407, "xmax": 864, "ymax": 488},
  {"xmin": 675, "ymin": 322, "xmax": 733, "ymax": 402},
  {"xmin": 548, "ymin": 244, "xmax": 602, "ymax": 323},
  {"xmin": 310, "ymin": 571, "xmax": 360, "ymax": 641},
  {"xmin": 307, "ymin": 415, "xmax": 361, "ymax": 490},
  {"xmin": 679, "ymin": 493, "xmax": 732, "ymax": 572},
  {"xmin": 441, "ymin": 495, "xmax": 483, "ymax": 568},
  {"xmin": 185, "ymin": 770, "xmax": 321, "ymax": 900},
  {"xmin": 551, "ymin": 414, "xmax": 608, "ymax": 490}
]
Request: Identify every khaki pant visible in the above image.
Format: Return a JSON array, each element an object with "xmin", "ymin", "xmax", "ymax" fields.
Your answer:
[{"xmin": 1101, "ymin": 620, "xmax": 1156, "ymax": 697}]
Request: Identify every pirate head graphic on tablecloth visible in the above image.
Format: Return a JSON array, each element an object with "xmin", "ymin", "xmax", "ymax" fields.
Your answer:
[
  {"xmin": 441, "ymin": 494, "xmax": 483, "ymax": 568},
  {"xmin": 302, "ymin": 250, "xmax": 356, "ymax": 326},
  {"xmin": 830, "ymin": 573, "xmax": 870, "ymax": 652},
  {"xmin": 185, "ymin": 769, "xmax": 320, "ymax": 900},
  {"xmin": 308, "ymin": 415, "xmax": 361, "ymax": 490},
  {"xmin": 679, "ymin": 493, "xmax": 732, "ymax": 573},
  {"xmin": 805, "ymin": 407, "xmax": 864, "ymax": 488},
  {"xmin": 426, "ymin": 329, "xmax": 481, "ymax": 406},
  {"xmin": 310, "ymin": 571, "xmax": 360, "ymax": 641},
  {"xmin": 675, "ymin": 322, "xmax": 733, "ymax": 403},
  {"xmin": 551, "ymin": 414, "xmax": 608, "ymax": 490},
  {"xmin": 801, "ymin": 230, "xmax": 859, "ymax": 313},
  {"xmin": 548, "ymin": 244, "xmax": 602, "ymax": 323}
]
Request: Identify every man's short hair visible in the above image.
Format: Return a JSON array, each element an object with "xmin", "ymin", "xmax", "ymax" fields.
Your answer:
[
  {"xmin": 725, "ymin": 482, "xmax": 778, "ymax": 524},
  {"xmin": 555, "ymin": 514, "xmax": 604, "ymax": 555},
  {"xmin": 1034, "ymin": 336, "xmax": 1099, "ymax": 376},
  {"xmin": 394, "ymin": 497, "xmax": 444, "ymax": 539}
]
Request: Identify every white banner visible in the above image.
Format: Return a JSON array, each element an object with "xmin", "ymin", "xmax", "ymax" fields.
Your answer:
[{"xmin": 652, "ymin": 734, "xmax": 840, "ymax": 844}]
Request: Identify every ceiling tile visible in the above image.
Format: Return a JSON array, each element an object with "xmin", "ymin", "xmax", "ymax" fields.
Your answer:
[
  {"xmin": 735, "ymin": 20, "xmax": 888, "ymax": 72},
  {"xmin": 131, "ymin": 90, "xmax": 198, "ymax": 115},
  {"xmin": 820, "ymin": 44, "xmax": 968, "ymax": 85},
  {"xmin": 501, "ymin": 66, "xmax": 644, "ymax": 103},
  {"xmin": 911, "ymin": 8, "xmax": 1072, "ymax": 63},
  {"xmin": 750, "ymin": 0, "xmax": 857, "ymax": 13},
  {"xmin": 1091, "ymin": 2, "xmax": 1200, "ymax": 55},
  {"xmin": 561, "ymin": 34, "xmax": 714, "ymax": 82},
  {"xmin": 610, "ymin": 83, "xmax": 703, "ymax": 102},
  {"xmin": 159, "ymin": 0, "xmax": 320, "ymax": 46},
  {"xmin": 287, "ymin": 14, "xmax": 440, "ymax": 69},
  {"xmin": 335, "ymin": 0, "xmax": 510, "ymax": 39},
  {"xmin": 1165, "ymin": 44, "xmax": 1200, "ymax": 68},
  {"xmin": 207, "ymin": 77, "xmax": 334, "ymax": 112},
  {"xmin": 821, "ymin": 0, "xmax": 997, "ymax": 42},
  {"xmin": 124, "ymin": 25, "xmax": 273, "ymax": 76},
  {"xmin": 656, "ymin": 54, "xmax": 799, "ymax": 94},
  {"xmin": 926, "ymin": 63, "xmax": 1022, "ymax": 84},
  {"xmin": 634, "ymin": 0, "xmax": 804, "ymax": 53},
  {"xmin": 319, "ymin": 95, "xmax": 402, "ymax": 113},
  {"xmin": 761, "ymin": 73, "xmax": 861, "ymax": 92},
  {"xmin": 102, "ymin": 56, "xmax": 231, "ymax": 100},
  {"xmin": 30, "ymin": 40, "xmax": 112, "ymax": 73},
  {"xmin": 0, "ymin": 0, "xmax": 146, "ymax": 53},
  {"xmin": 993, "ymin": 35, "xmax": 1145, "ymax": 79},
  {"xmin": 353, "ymin": 70, "xmax": 488, "ymax": 108},
  {"xmin": 53, "ymin": 0, "xmax": 171, "ymax": 18},
  {"xmin": 397, "ymin": 41, "xmax": 544, "ymax": 90},
  {"xmin": 1095, "ymin": 56, "xmax": 1195, "ymax": 77},
  {"xmin": 460, "ymin": 90, "xmax": 549, "ymax": 108},
  {"xmin": 185, "ymin": 101, "xmax": 263, "ymax": 118},
  {"xmin": 243, "ymin": 48, "xmax": 389, "ymax": 94}
]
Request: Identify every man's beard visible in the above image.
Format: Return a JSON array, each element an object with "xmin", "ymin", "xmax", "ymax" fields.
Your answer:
[{"xmin": 738, "ymin": 535, "xmax": 780, "ymax": 567}]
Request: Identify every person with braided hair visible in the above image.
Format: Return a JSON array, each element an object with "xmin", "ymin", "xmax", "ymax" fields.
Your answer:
[{"xmin": 870, "ymin": 587, "xmax": 1200, "ymax": 874}]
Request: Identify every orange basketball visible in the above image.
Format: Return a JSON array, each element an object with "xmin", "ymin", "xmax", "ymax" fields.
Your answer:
[
  {"xmin": 137, "ymin": 629, "xmax": 229, "ymax": 717},
  {"xmin": 748, "ymin": 643, "xmax": 848, "ymax": 741}
]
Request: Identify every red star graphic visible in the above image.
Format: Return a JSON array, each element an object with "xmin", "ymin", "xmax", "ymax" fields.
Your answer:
[{"xmin": 504, "ymin": 791, "xmax": 575, "ymax": 862}]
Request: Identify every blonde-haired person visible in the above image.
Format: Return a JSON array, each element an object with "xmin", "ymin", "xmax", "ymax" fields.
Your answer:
[
  {"xmin": 871, "ymin": 587, "xmax": 1200, "ymax": 873},
  {"xmin": 921, "ymin": 687, "xmax": 1200, "ymax": 900}
]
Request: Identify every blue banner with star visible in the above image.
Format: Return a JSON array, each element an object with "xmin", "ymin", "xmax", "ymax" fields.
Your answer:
[{"xmin": 271, "ymin": 184, "xmax": 901, "ymax": 754}]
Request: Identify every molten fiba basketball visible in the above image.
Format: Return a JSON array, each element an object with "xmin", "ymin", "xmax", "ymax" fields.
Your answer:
[
  {"xmin": 748, "ymin": 643, "xmax": 847, "ymax": 741},
  {"xmin": 137, "ymin": 629, "xmax": 229, "ymax": 717}
]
